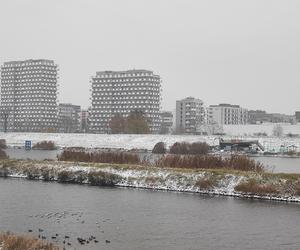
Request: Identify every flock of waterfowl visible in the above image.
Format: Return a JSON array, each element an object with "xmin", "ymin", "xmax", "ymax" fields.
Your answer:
[{"xmin": 27, "ymin": 210, "xmax": 113, "ymax": 248}]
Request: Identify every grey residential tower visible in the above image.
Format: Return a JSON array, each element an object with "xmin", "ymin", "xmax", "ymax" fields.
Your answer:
[
  {"xmin": 90, "ymin": 69, "xmax": 162, "ymax": 133},
  {"xmin": 0, "ymin": 59, "xmax": 58, "ymax": 132}
]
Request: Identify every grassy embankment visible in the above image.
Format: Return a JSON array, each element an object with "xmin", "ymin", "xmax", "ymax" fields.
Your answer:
[{"xmin": 1, "ymin": 149, "xmax": 300, "ymax": 199}]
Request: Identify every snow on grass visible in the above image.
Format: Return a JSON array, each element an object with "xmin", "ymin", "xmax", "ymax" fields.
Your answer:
[{"xmin": 1, "ymin": 160, "xmax": 300, "ymax": 203}]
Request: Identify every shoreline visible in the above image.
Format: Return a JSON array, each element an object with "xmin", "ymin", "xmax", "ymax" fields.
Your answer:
[{"xmin": 1, "ymin": 159, "xmax": 300, "ymax": 204}]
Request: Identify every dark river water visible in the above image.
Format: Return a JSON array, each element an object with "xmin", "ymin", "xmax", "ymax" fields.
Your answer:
[{"xmin": 1, "ymin": 178, "xmax": 300, "ymax": 250}]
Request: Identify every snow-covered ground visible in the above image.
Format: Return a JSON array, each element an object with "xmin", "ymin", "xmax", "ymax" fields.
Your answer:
[
  {"xmin": 223, "ymin": 123, "xmax": 300, "ymax": 136},
  {"xmin": 0, "ymin": 132, "xmax": 212, "ymax": 150},
  {"xmin": 1, "ymin": 124, "xmax": 300, "ymax": 152}
]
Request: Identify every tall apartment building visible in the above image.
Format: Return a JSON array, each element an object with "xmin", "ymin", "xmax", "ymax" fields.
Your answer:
[
  {"xmin": 208, "ymin": 104, "xmax": 248, "ymax": 125},
  {"xmin": 176, "ymin": 97, "xmax": 206, "ymax": 134},
  {"xmin": 90, "ymin": 69, "xmax": 161, "ymax": 133},
  {"xmin": 58, "ymin": 103, "xmax": 81, "ymax": 133},
  {"xmin": 0, "ymin": 59, "xmax": 58, "ymax": 132}
]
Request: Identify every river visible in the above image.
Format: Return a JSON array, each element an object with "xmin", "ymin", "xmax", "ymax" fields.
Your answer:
[{"xmin": 0, "ymin": 178, "xmax": 300, "ymax": 250}]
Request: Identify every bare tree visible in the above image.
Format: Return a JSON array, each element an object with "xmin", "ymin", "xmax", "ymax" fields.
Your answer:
[{"xmin": 272, "ymin": 124, "xmax": 284, "ymax": 137}]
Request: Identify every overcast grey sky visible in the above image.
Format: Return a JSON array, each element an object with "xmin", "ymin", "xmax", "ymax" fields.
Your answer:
[{"xmin": 0, "ymin": 0, "xmax": 299, "ymax": 114}]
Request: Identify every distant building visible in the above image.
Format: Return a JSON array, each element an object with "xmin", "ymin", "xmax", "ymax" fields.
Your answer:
[
  {"xmin": 58, "ymin": 103, "xmax": 81, "ymax": 133},
  {"xmin": 80, "ymin": 109, "xmax": 90, "ymax": 133},
  {"xmin": 268, "ymin": 113, "xmax": 295, "ymax": 123},
  {"xmin": 296, "ymin": 111, "xmax": 300, "ymax": 122},
  {"xmin": 160, "ymin": 111, "xmax": 173, "ymax": 134},
  {"xmin": 208, "ymin": 104, "xmax": 248, "ymax": 125},
  {"xmin": 248, "ymin": 110, "xmax": 271, "ymax": 124},
  {"xmin": 0, "ymin": 59, "xmax": 58, "ymax": 132},
  {"xmin": 249, "ymin": 110, "xmax": 295, "ymax": 124},
  {"xmin": 90, "ymin": 69, "xmax": 162, "ymax": 133},
  {"xmin": 176, "ymin": 97, "xmax": 206, "ymax": 134}
]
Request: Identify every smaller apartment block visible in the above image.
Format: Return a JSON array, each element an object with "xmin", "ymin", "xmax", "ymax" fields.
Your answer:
[
  {"xmin": 176, "ymin": 97, "xmax": 206, "ymax": 134},
  {"xmin": 58, "ymin": 103, "xmax": 81, "ymax": 133},
  {"xmin": 208, "ymin": 104, "xmax": 248, "ymax": 125}
]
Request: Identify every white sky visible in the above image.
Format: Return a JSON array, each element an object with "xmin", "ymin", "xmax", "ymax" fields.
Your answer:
[{"xmin": 0, "ymin": 0, "xmax": 299, "ymax": 114}]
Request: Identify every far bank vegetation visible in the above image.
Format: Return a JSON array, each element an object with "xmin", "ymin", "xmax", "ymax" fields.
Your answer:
[{"xmin": 32, "ymin": 141, "xmax": 56, "ymax": 150}]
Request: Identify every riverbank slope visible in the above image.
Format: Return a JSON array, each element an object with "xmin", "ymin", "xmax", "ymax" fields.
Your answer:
[{"xmin": 0, "ymin": 159, "xmax": 300, "ymax": 203}]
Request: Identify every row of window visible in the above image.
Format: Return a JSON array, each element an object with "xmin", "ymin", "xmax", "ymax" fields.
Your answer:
[
  {"xmin": 93, "ymin": 86, "xmax": 159, "ymax": 91},
  {"xmin": 96, "ymin": 72, "xmax": 153, "ymax": 78},
  {"xmin": 93, "ymin": 77, "xmax": 159, "ymax": 82},
  {"xmin": 3, "ymin": 61, "xmax": 55, "ymax": 67}
]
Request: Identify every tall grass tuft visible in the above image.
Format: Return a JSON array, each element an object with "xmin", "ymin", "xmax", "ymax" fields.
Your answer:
[
  {"xmin": 0, "ymin": 232, "xmax": 58, "ymax": 250},
  {"xmin": 58, "ymin": 149, "xmax": 141, "ymax": 164},
  {"xmin": 155, "ymin": 154, "xmax": 265, "ymax": 172}
]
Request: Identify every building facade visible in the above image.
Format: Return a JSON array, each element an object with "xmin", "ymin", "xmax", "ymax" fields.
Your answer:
[
  {"xmin": 90, "ymin": 69, "xmax": 161, "ymax": 133},
  {"xmin": 80, "ymin": 109, "xmax": 90, "ymax": 133},
  {"xmin": 160, "ymin": 111, "xmax": 173, "ymax": 134},
  {"xmin": 208, "ymin": 104, "xmax": 248, "ymax": 125},
  {"xmin": 296, "ymin": 111, "xmax": 300, "ymax": 123},
  {"xmin": 175, "ymin": 97, "xmax": 206, "ymax": 134},
  {"xmin": 58, "ymin": 103, "xmax": 81, "ymax": 133},
  {"xmin": 0, "ymin": 59, "xmax": 58, "ymax": 132}
]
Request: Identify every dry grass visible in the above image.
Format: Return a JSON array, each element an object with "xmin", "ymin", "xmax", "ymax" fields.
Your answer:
[
  {"xmin": 0, "ymin": 139, "xmax": 7, "ymax": 149},
  {"xmin": 58, "ymin": 149, "xmax": 140, "ymax": 164},
  {"xmin": 235, "ymin": 179, "xmax": 279, "ymax": 195},
  {"xmin": 169, "ymin": 142, "xmax": 209, "ymax": 155},
  {"xmin": 195, "ymin": 177, "xmax": 216, "ymax": 189},
  {"xmin": 155, "ymin": 154, "xmax": 265, "ymax": 172},
  {"xmin": 0, "ymin": 232, "xmax": 58, "ymax": 250},
  {"xmin": 0, "ymin": 149, "xmax": 8, "ymax": 160},
  {"xmin": 32, "ymin": 141, "xmax": 56, "ymax": 150}
]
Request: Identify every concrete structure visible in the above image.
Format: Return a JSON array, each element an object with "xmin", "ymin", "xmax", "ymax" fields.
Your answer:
[
  {"xmin": 0, "ymin": 59, "xmax": 58, "ymax": 132},
  {"xmin": 176, "ymin": 97, "xmax": 206, "ymax": 134},
  {"xmin": 296, "ymin": 111, "xmax": 300, "ymax": 123},
  {"xmin": 90, "ymin": 69, "xmax": 161, "ymax": 133},
  {"xmin": 208, "ymin": 104, "xmax": 248, "ymax": 125},
  {"xmin": 160, "ymin": 111, "xmax": 173, "ymax": 134},
  {"xmin": 58, "ymin": 103, "xmax": 81, "ymax": 133}
]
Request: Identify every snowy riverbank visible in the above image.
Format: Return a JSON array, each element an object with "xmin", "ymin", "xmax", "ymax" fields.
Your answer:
[
  {"xmin": 1, "ymin": 131, "xmax": 300, "ymax": 152},
  {"xmin": 1, "ymin": 159, "xmax": 300, "ymax": 203}
]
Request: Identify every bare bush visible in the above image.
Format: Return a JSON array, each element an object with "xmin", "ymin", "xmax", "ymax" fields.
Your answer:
[
  {"xmin": 32, "ymin": 141, "xmax": 56, "ymax": 150},
  {"xmin": 169, "ymin": 142, "xmax": 209, "ymax": 155},
  {"xmin": 0, "ymin": 139, "xmax": 7, "ymax": 149},
  {"xmin": 155, "ymin": 154, "xmax": 265, "ymax": 172},
  {"xmin": 58, "ymin": 150, "xmax": 140, "ymax": 164},
  {"xmin": 152, "ymin": 142, "xmax": 166, "ymax": 154},
  {"xmin": 88, "ymin": 171, "xmax": 121, "ymax": 186},
  {"xmin": 0, "ymin": 149, "xmax": 8, "ymax": 159}
]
